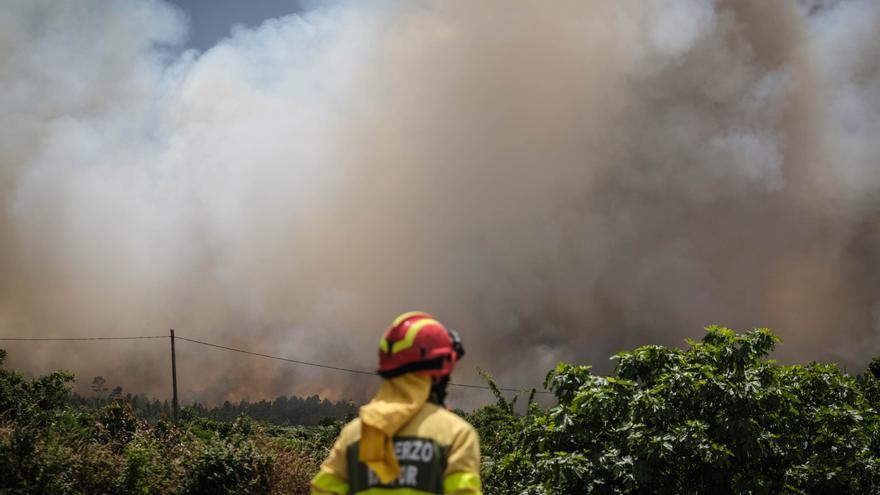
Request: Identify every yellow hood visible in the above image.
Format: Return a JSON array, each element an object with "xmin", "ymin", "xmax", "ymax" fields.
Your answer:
[{"xmin": 358, "ymin": 373, "xmax": 431, "ymax": 484}]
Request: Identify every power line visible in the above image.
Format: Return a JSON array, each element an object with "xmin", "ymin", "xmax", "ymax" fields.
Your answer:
[
  {"xmin": 0, "ymin": 336, "xmax": 166, "ymax": 341},
  {"xmin": 175, "ymin": 336, "xmax": 376, "ymax": 376},
  {"xmin": 447, "ymin": 381, "xmax": 549, "ymax": 393},
  {"xmin": 176, "ymin": 336, "xmax": 552, "ymax": 395},
  {"xmin": 0, "ymin": 333, "xmax": 554, "ymax": 395}
]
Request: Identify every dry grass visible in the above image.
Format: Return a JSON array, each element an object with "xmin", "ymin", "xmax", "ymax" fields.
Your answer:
[{"xmin": 258, "ymin": 434, "xmax": 323, "ymax": 495}]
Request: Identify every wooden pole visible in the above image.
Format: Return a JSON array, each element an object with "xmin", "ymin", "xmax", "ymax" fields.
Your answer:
[{"xmin": 170, "ymin": 329, "xmax": 179, "ymax": 424}]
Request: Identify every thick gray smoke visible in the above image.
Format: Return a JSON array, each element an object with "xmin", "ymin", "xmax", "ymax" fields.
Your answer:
[{"xmin": 1, "ymin": 0, "xmax": 878, "ymax": 407}]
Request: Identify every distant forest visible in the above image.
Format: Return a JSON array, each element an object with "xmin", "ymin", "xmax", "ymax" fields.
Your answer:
[{"xmin": 68, "ymin": 376, "xmax": 358, "ymax": 425}]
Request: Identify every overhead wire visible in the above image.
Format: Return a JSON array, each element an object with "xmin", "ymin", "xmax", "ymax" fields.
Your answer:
[
  {"xmin": 175, "ymin": 335, "xmax": 553, "ymax": 394},
  {"xmin": 0, "ymin": 336, "xmax": 166, "ymax": 341},
  {"xmin": 174, "ymin": 336, "xmax": 377, "ymax": 376},
  {"xmin": 0, "ymin": 333, "xmax": 554, "ymax": 395}
]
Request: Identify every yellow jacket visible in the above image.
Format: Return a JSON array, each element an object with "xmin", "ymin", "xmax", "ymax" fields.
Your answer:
[{"xmin": 311, "ymin": 376, "xmax": 482, "ymax": 495}]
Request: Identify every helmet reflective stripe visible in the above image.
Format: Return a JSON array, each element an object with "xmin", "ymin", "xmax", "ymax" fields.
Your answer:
[
  {"xmin": 381, "ymin": 318, "xmax": 440, "ymax": 355},
  {"xmin": 380, "ymin": 311, "xmax": 431, "ymax": 353},
  {"xmin": 392, "ymin": 311, "xmax": 430, "ymax": 328}
]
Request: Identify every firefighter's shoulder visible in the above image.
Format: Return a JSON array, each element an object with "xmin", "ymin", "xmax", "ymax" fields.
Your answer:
[
  {"xmin": 399, "ymin": 402, "xmax": 477, "ymax": 445},
  {"xmin": 334, "ymin": 416, "xmax": 362, "ymax": 446}
]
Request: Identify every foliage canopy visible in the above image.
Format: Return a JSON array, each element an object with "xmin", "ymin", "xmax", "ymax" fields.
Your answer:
[{"xmin": 477, "ymin": 327, "xmax": 880, "ymax": 494}]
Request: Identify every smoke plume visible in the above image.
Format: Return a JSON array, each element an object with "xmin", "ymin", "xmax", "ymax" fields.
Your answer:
[{"xmin": 1, "ymin": 0, "xmax": 878, "ymax": 407}]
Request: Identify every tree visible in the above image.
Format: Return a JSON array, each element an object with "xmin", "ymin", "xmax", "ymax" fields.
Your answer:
[
  {"xmin": 109, "ymin": 385, "xmax": 123, "ymax": 400},
  {"xmin": 483, "ymin": 327, "xmax": 880, "ymax": 494},
  {"xmin": 91, "ymin": 376, "xmax": 108, "ymax": 398}
]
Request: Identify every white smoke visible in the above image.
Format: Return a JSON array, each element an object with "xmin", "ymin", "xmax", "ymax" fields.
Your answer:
[{"xmin": 0, "ymin": 0, "xmax": 878, "ymax": 406}]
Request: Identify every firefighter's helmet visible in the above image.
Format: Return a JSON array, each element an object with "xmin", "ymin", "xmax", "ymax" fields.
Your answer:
[{"xmin": 377, "ymin": 311, "xmax": 465, "ymax": 379}]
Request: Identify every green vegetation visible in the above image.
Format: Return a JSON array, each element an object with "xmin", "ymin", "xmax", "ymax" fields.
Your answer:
[
  {"xmin": 67, "ymin": 382, "xmax": 356, "ymax": 426},
  {"xmin": 472, "ymin": 327, "xmax": 880, "ymax": 494},
  {"xmin": 0, "ymin": 349, "xmax": 337, "ymax": 494},
  {"xmin": 4, "ymin": 327, "xmax": 880, "ymax": 494}
]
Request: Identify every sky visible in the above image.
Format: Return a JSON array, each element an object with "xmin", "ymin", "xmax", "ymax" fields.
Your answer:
[
  {"xmin": 0, "ymin": 0, "xmax": 878, "ymax": 408},
  {"xmin": 169, "ymin": 0, "xmax": 306, "ymax": 51}
]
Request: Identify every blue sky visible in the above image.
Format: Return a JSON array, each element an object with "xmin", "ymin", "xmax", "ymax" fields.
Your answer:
[{"xmin": 168, "ymin": 0, "xmax": 306, "ymax": 50}]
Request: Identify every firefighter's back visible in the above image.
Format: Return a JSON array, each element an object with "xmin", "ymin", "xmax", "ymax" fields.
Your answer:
[
  {"xmin": 314, "ymin": 402, "xmax": 481, "ymax": 494},
  {"xmin": 340, "ymin": 403, "xmax": 479, "ymax": 493}
]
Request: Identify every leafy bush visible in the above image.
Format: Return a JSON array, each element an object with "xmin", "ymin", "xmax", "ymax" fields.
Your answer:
[
  {"xmin": 478, "ymin": 327, "xmax": 880, "ymax": 494},
  {"xmin": 180, "ymin": 435, "xmax": 273, "ymax": 495},
  {"xmin": 0, "ymin": 348, "xmax": 328, "ymax": 495},
  {"xmin": 94, "ymin": 400, "xmax": 139, "ymax": 449},
  {"xmin": 0, "ymin": 349, "xmax": 74, "ymax": 424}
]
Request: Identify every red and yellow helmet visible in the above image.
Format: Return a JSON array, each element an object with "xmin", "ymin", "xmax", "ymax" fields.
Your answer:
[{"xmin": 377, "ymin": 311, "xmax": 465, "ymax": 379}]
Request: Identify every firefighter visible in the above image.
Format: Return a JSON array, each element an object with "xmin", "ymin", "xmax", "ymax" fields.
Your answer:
[{"xmin": 310, "ymin": 311, "xmax": 482, "ymax": 495}]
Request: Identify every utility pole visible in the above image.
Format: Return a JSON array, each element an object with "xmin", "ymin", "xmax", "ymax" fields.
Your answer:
[{"xmin": 170, "ymin": 329, "xmax": 179, "ymax": 424}]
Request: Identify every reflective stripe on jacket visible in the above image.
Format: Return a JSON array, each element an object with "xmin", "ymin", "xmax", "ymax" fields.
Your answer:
[{"xmin": 311, "ymin": 403, "xmax": 482, "ymax": 495}]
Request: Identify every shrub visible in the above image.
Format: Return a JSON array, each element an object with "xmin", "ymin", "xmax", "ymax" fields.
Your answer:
[
  {"xmin": 94, "ymin": 400, "xmax": 139, "ymax": 449},
  {"xmin": 180, "ymin": 434, "xmax": 273, "ymax": 495},
  {"xmin": 0, "ymin": 349, "xmax": 74, "ymax": 424},
  {"xmin": 480, "ymin": 327, "xmax": 880, "ymax": 494}
]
